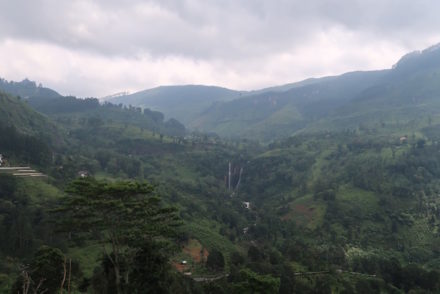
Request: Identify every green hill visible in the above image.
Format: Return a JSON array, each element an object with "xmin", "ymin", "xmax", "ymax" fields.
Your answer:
[
  {"xmin": 3, "ymin": 44, "xmax": 440, "ymax": 293},
  {"xmin": 0, "ymin": 91, "xmax": 59, "ymax": 166},
  {"xmin": 308, "ymin": 45, "xmax": 440, "ymax": 133},
  {"xmin": 192, "ymin": 70, "xmax": 387, "ymax": 140},
  {"xmin": 0, "ymin": 78, "xmax": 61, "ymax": 101},
  {"xmin": 34, "ymin": 97, "xmax": 186, "ymax": 137},
  {"xmin": 109, "ymin": 85, "xmax": 244, "ymax": 124},
  {"xmin": 0, "ymin": 91, "xmax": 55, "ymax": 135},
  {"xmin": 188, "ymin": 43, "xmax": 440, "ymax": 141},
  {"xmin": 107, "ymin": 79, "xmax": 340, "ymax": 129},
  {"xmin": 0, "ymin": 80, "xmax": 187, "ymax": 138}
]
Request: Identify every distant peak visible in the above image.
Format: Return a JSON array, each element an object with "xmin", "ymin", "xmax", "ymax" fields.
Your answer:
[
  {"xmin": 422, "ymin": 42, "xmax": 440, "ymax": 53},
  {"xmin": 392, "ymin": 51, "xmax": 421, "ymax": 69},
  {"xmin": 392, "ymin": 42, "xmax": 440, "ymax": 70},
  {"xmin": 101, "ymin": 91, "xmax": 130, "ymax": 100}
]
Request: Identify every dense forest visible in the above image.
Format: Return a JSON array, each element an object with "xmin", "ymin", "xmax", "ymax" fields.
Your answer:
[{"xmin": 2, "ymin": 45, "xmax": 440, "ymax": 293}]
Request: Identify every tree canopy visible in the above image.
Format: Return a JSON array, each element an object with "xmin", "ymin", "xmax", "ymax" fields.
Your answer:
[{"xmin": 54, "ymin": 178, "xmax": 181, "ymax": 294}]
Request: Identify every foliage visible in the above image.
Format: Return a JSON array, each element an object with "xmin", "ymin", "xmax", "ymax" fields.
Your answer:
[
  {"xmin": 0, "ymin": 175, "xmax": 60, "ymax": 258},
  {"xmin": 229, "ymin": 268, "xmax": 280, "ymax": 294},
  {"xmin": 54, "ymin": 178, "xmax": 180, "ymax": 294},
  {"xmin": 109, "ymin": 85, "xmax": 240, "ymax": 125},
  {"xmin": 5, "ymin": 49, "xmax": 440, "ymax": 293},
  {"xmin": 206, "ymin": 249, "xmax": 225, "ymax": 271},
  {"xmin": 11, "ymin": 246, "xmax": 73, "ymax": 294}
]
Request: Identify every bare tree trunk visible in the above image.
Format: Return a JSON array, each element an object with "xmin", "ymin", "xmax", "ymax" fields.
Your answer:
[
  {"xmin": 60, "ymin": 257, "xmax": 67, "ymax": 293},
  {"xmin": 22, "ymin": 271, "xmax": 30, "ymax": 294},
  {"xmin": 103, "ymin": 239, "xmax": 123, "ymax": 294},
  {"xmin": 34, "ymin": 278, "xmax": 47, "ymax": 294},
  {"xmin": 114, "ymin": 266, "xmax": 123, "ymax": 294},
  {"xmin": 67, "ymin": 258, "xmax": 72, "ymax": 294},
  {"xmin": 124, "ymin": 270, "xmax": 129, "ymax": 289}
]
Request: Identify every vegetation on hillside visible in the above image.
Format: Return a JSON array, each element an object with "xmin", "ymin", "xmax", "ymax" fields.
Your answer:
[{"xmin": 3, "ymin": 44, "xmax": 440, "ymax": 293}]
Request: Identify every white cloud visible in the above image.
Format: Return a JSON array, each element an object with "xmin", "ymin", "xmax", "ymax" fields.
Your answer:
[{"xmin": 0, "ymin": 0, "xmax": 439, "ymax": 97}]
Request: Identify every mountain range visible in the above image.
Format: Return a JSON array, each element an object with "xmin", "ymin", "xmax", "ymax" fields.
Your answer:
[
  {"xmin": 3, "ymin": 43, "xmax": 440, "ymax": 142},
  {"xmin": 101, "ymin": 43, "xmax": 440, "ymax": 141},
  {"xmin": 3, "ymin": 43, "xmax": 440, "ymax": 293}
]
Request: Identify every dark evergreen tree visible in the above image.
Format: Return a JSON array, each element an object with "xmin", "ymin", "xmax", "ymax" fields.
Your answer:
[
  {"xmin": 206, "ymin": 249, "xmax": 225, "ymax": 271},
  {"xmin": 54, "ymin": 178, "xmax": 180, "ymax": 294}
]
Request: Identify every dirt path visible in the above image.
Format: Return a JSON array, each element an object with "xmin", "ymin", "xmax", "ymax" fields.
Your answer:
[{"xmin": 192, "ymin": 274, "xmax": 229, "ymax": 282}]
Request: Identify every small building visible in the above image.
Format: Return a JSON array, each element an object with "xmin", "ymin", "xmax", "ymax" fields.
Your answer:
[
  {"xmin": 180, "ymin": 260, "xmax": 187, "ymax": 265},
  {"xmin": 399, "ymin": 136, "xmax": 408, "ymax": 144},
  {"xmin": 242, "ymin": 201, "xmax": 250, "ymax": 209},
  {"xmin": 78, "ymin": 170, "xmax": 89, "ymax": 178},
  {"xmin": 0, "ymin": 154, "xmax": 3, "ymax": 166}
]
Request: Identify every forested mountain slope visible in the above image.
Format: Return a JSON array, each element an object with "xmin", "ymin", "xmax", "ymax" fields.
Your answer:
[
  {"xmin": 0, "ymin": 89, "xmax": 258, "ymax": 293},
  {"xmin": 0, "ymin": 78, "xmax": 61, "ymax": 101},
  {"xmin": 109, "ymin": 85, "xmax": 243, "ymax": 124},
  {"xmin": 6, "ymin": 43, "xmax": 440, "ymax": 143},
  {"xmin": 0, "ymin": 80, "xmax": 187, "ymax": 138},
  {"xmin": 107, "ymin": 79, "xmax": 334, "ymax": 126},
  {"xmin": 0, "ymin": 91, "xmax": 55, "ymax": 136},
  {"xmin": 191, "ymin": 70, "xmax": 388, "ymax": 140},
  {"xmin": 0, "ymin": 91, "xmax": 59, "ymax": 166},
  {"xmin": 3, "ymin": 44, "xmax": 440, "ymax": 293},
  {"xmin": 189, "ymin": 43, "xmax": 440, "ymax": 141},
  {"xmin": 36, "ymin": 97, "xmax": 186, "ymax": 137},
  {"xmin": 307, "ymin": 44, "xmax": 440, "ymax": 133}
]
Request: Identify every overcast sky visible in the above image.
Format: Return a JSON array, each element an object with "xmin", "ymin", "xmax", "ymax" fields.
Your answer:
[{"xmin": 0, "ymin": 0, "xmax": 439, "ymax": 97}]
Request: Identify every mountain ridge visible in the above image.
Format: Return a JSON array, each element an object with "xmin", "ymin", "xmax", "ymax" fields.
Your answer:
[
  {"xmin": 3, "ymin": 42, "xmax": 440, "ymax": 141},
  {"xmin": 3, "ymin": 43, "xmax": 440, "ymax": 293}
]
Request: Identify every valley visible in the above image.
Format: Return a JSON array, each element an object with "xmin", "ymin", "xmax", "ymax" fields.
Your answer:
[{"xmin": 2, "ymin": 44, "xmax": 440, "ymax": 293}]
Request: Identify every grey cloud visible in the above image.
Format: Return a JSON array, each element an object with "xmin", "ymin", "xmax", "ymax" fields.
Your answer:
[
  {"xmin": 0, "ymin": 0, "xmax": 439, "ymax": 97},
  {"xmin": 2, "ymin": 0, "xmax": 439, "ymax": 61}
]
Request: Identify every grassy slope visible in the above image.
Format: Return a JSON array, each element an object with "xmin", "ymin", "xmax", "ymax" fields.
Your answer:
[
  {"xmin": 110, "ymin": 85, "xmax": 242, "ymax": 124},
  {"xmin": 240, "ymin": 116, "xmax": 440, "ymax": 272},
  {"xmin": 0, "ymin": 91, "xmax": 55, "ymax": 135}
]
